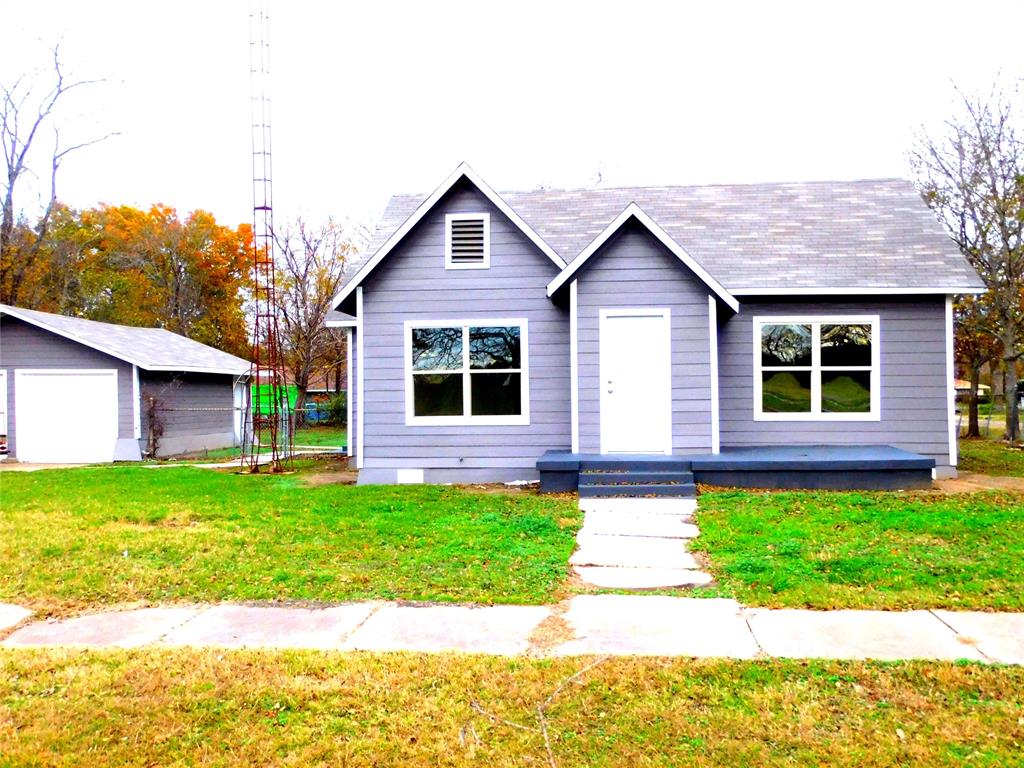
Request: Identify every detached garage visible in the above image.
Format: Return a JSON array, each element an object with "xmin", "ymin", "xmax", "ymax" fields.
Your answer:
[{"xmin": 0, "ymin": 304, "xmax": 250, "ymax": 462}]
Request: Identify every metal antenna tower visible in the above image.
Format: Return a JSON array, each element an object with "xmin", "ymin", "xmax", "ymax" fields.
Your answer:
[{"xmin": 243, "ymin": 0, "xmax": 292, "ymax": 472}]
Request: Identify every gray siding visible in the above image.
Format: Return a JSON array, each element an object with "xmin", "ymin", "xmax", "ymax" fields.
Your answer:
[
  {"xmin": 139, "ymin": 370, "xmax": 237, "ymax": 457},
  {"xmin": 0, "ymin": 316, "xmax": 135, "ymax": 457},
  {"xmin": 359, "ymin": 179, "xmax": 569, "ymax": 475},
  {"xmin": 718, "ymin": 298, "xmax": 952, "ymax": 468},
  {"xmin": 576, "ymin": 222, "xmax": 713, "ymax": 453}
]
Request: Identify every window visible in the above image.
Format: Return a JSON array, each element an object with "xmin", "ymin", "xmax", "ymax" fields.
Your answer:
[
  {"xmin": 753, "ymin": 316, "xmax": 879, "ymax": 421},
  {"xmin": 445, "ymin": 213, "xmax": 490, "ymax": 269},
  {"xmin": 405, "ymin": 320, "xmax": 529, "ymax": 425}
]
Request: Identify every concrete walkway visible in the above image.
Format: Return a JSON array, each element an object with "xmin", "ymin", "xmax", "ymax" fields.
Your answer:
[
  {"xmin": 571, "ymin": 498, "xmax": 713, "ymax": 589},
  {"xmin": 3, "ymin": 598, "xmax": 1022, "ymax": 664}
]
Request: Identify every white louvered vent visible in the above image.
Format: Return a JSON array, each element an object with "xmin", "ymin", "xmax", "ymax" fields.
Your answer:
[{"xmin": 445, "ymin": 213, "xmax": 490, "ymax": 269}]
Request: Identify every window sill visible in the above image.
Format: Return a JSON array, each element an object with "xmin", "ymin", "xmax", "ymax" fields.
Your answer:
[
  {"xmin": 754, "ymin": 412, "xmax": 881, "ymax": 423},
  {"xmin": 405, "ymin": 415, "xmax": 530, "ymax": 427}
]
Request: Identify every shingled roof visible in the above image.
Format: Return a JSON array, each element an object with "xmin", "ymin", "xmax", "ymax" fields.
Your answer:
[
  {"xmin": 1, "ymin": 304, "xmax": 250, "ymax": 375},
  {"xmin": 352, "ymin": 176, "xmax": 983, "ymax": 294}
]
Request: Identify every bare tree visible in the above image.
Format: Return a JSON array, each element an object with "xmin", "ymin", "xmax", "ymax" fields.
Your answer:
[
  {"xmin": 1, "ymin": 45, "xmax": 116, "ymax": 305},
  {"xmin": 274, "ymin": 218, "xmax": 356, "ymax": 424},
  {"xmin": 910, "ymin": 82, "xmax": 1024, "ymax": 441}
]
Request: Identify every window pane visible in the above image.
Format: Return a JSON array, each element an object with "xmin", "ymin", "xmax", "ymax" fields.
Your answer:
[
  {"xmin": 822, "ymin": 370, "xmax": 872, "ymax": 413},
  {"xmin": 413, "ymin": 373, "xmax": 463, "ymax": 416},
  {"xmin": 470, "ymin": 326, "xmax": 521, "ymax": 369},
  {"xmin": 762, "ymin": 371, "xmax": 812, "ymax": 412},
  {"xmin": 470, "ymin": 372, "xmax": 521, "ymax": 416},
  {"xmin": 412, "ymin": 327, "xmax": 462, "ymax": 371},
  {"xmin": 761, "ymin": 324, "xmax": 812, "ymax": 367},
  {"xmin": 822, "ymin": 324, "xmax": 872, "ymax": 367}
]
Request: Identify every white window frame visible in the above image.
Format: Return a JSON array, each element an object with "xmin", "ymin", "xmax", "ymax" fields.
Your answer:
[
  {"xmin": 753, "ymin": 315, "xmax": 880, "ymax": 422},
  {"xmin": 444, "ymin": 213, "xmax": 490, "ymax": 270},
  {"xmin": 404, "ymin": 318, "xmax": 530, "ymax": 426}
]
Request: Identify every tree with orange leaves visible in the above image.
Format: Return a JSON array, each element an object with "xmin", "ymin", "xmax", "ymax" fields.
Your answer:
[{"xmin": 4, "ymin": 202, "xmax": 252, "ymax": 358}]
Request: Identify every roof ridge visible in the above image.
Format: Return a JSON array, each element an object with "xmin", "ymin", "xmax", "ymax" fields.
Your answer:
[{"xmin": 384, "ymin": 176, "xmax": 914, "ymax": 202}]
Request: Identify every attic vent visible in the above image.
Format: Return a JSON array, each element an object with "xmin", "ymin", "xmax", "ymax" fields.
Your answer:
[{"xmin": 445, "ymin": 213, "xmax": 490, "ymax": 269}]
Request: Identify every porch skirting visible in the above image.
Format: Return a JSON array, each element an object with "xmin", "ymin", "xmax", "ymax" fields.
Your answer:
[{"xmin": 537, "ymin": 445, "xmax": 937, "ymax": 493}]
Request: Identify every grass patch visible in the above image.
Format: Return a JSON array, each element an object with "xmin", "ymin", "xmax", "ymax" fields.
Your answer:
[
  {"xmin": 960, "ymin": 437, "xmax": 1024, "ymax": 477},
  {"xmin": 293, "ymin": 425, "xmax": 347, "ymax": 447},
  {"xmin": 691, "ymin": 489, "xmax": 1024, "ymax": 610},
  {"xmin": 1, "ymin": 649, "xmax": 1021, "ymax": 766},
  {"xmin": 0, "ymin": 465, "xmax": 579, "ymax": 615}
]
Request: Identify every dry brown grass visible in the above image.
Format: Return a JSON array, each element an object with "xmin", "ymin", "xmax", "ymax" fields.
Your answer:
[{"xmin": 2, "ymin": 648, "xmax": 1022, "ymax": 766}]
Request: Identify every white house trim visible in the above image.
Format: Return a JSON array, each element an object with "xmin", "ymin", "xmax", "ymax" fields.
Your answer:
[
  {"xmin": 752, "ymin": 315, "xmax": 881, "ymax": 422},
  {"xmin": 402, "ymin": 318, "xmax": 530, "ymax": 426},
  {"xmin": 346, "ymin": 327, "xmax": 353, "ymax": 458},
  {"xmin": 331, "ymin": 162, "xmax": 565, "ymax": 309},
  {"xmin": 946, "ymin": 295, "xmax": 957, "ymax": 467},
  {"xmin": 732, "ymin": 286, "xmax": 986, "ymax": 296},
  {"xmin": 326, "ymin": 317, "xmax": 358, "ymax": 328},
  {"xmin": 356, "ymin": 286, "xmax": 365, "ymax": 469},
  {"xmin": 569, "ymin": 280, "xmax": 579, "ymax": 453},
  {"xmin": 546, "ymin": 203, "xmax": 740, "ymax": 312},
  {"xmin": 131, "ymin": 364, "xmax": 141, "ymax": 439},
  {"xmin": 708, "ymin": 296, "xmax": 720, "ymax": 454},
  {"xmin": 0, "ymin": 370, "xmax": 7, "ymax": 440}
]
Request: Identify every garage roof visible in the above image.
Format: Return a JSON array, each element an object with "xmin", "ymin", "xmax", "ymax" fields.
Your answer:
[{"xmin": 1, "ymin": 304, "xmax": 251, "ymax": 376}]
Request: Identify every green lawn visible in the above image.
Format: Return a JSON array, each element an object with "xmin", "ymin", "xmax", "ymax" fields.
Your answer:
[
  {"xmin": 959, "ymin": 437, "xmax": 1024, "ymax": 477},
  {"xmin": 0, "ymin": 464, "xmax": 580, "ymax": 615},
  {"xmin": 293, "ymin": 424, "xmax": 347, "ymax": 447},
  {"xmin": 692, "ymin": 489, "xmax": 1024, "ymax": 610},
  {"xmin": 2, "ymin": 649, "xmax": 1021, "ymax": 767}
]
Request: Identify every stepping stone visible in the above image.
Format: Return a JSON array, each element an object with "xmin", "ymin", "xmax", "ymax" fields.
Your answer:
[
  {"xmin": 745, "ymin": 609, "xmax": 987, "ymax": 662},
  {"xmin": 578, "ymin": 511, "xmax": 699, "ymax": 539},
  {"xmin": 161, "ymin": 603, "xmax": 380, "ymax": 649},
  {"xmin": 552, "ymin": 595, "xmax": 758, "ymax": 658},
  {"xmin": 343, "ymin": 604, "xmax": 550, "ymax": 655},
  {"xmin": 570, "ymin": 534, "xmax": 699, "ymax": 569},
  {"xmin": 574, "ymin": 566, "xmax": 712, "ymax": 589},
  {"xmin": 932, "ymin": 610, "xmax": 1024, "ymax": 665},
  {"xmin": 579, "ymin": 498, "xmax": 697, "ymax": 516},
  {"xmin": 3, "ymin": 607, "xmax": 200, "ymax": 648},
  {"xmin": 0, "ymin": 604, "xmax": 32, "ymax": 633}
]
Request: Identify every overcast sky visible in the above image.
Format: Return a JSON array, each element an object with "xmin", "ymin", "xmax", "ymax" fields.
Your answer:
[{"xmin": 2, "ymin": 1, "xmax": 1022, "ymax": 232}]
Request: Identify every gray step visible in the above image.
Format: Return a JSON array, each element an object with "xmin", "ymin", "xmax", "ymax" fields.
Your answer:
[
  {"xmin": 578, "ymin": 482, "xmax": 697, "ymax": 498},
  {"xmin": 580, "ymin": 471, "xmax": 694, "ymax": 486},
  {"xmin": 580, "ymin": 458, "xmax": 692, "ymax": 472}
]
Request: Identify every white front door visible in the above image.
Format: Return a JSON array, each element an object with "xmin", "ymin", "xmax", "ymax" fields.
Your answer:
[{"xmin": 599, "ymin": 309, "xmax": 672, "ymax": 454}]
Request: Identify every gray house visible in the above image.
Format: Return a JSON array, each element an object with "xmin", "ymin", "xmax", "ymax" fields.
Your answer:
[
  {"xmin": 0, "ymin": 305, "xmax": 250, "ymax": 462},
  {"xmin": 329, "ymin": 164, "xmax": 984, "ymax": 493}
]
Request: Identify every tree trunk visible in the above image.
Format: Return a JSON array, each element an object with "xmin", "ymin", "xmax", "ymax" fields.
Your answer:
[
  {"xmin": 293, "ymin": 383, "xmax": 308, "ymax": 430},
  {"xmin": 1004, "ymin": 354, "xmax": 1020, "ymax": 443},
  {"xmin": 967, "ymin": 365, "xmax": 981, "ymax": 438}
]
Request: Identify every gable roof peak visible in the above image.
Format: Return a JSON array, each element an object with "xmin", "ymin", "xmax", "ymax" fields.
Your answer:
[
  {"xmin": 546, "ymin": 201, "xmax": 740, "ymax": 312},
  {"xmin": 332, "ymin": 162, "xmax": 565, "ymax": 309}
]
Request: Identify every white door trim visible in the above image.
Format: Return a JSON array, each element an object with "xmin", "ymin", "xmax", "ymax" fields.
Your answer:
[{"xmin": 598, "ymin": 307, "xmax": 673, "ymax": 455}]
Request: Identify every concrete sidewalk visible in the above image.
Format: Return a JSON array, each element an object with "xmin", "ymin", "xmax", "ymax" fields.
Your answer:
[{"xmin": 3, "ymin": 598, "xmax": 1022, "ymax": 664}]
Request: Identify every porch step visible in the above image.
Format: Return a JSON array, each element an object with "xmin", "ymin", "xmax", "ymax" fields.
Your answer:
[
  {"xmin": 580, "ymin": 470, "xmax": 694, "ymax": 486},
  {"xmin": 580, "ymin": 457, "xmax": 692, "ymax": 472},
  {"xmin": 578, "ymin": 482, "xmax": 697, "ymax": 498}
]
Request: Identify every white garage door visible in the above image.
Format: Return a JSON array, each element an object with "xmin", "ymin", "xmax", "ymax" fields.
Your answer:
[{"xmin": 14, "ymin": 369, "xmax": 119, "ymax": 463}]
